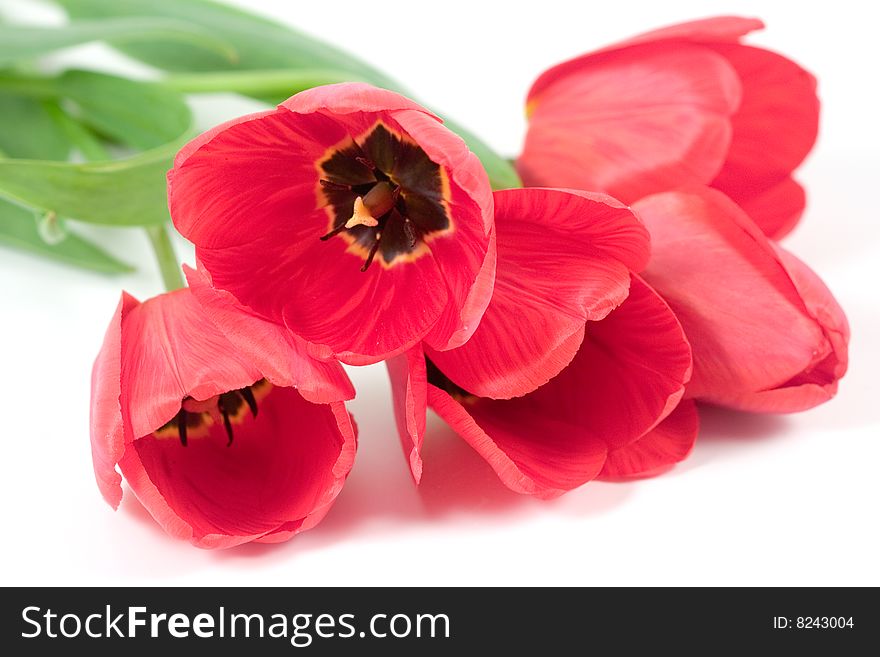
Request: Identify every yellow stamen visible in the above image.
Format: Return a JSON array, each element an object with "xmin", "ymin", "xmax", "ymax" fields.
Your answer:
[{"xmin": 345, "ymin": 197, "xmax": 380, "ymax": 229}]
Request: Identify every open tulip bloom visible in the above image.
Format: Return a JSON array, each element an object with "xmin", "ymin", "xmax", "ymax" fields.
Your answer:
[
  {"xmin": 90, "ymin": 288, "xmax": 356, "ymax": 548},
  {"xmin": 87, "ymin": 16, "xmax": 849, "ymax": 548},
  {"xmin": 390, "ymin": 275, "xmax": 697, "ymax": 497},
  {"xmin": 168, "ymin": 83, "xmax": 495, "ymax": 366}
]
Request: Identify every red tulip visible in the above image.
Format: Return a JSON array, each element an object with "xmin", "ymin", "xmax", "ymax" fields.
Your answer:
[
  {"xmin": 634, "ymin": 187, "xmax": 848, "ymax": 412},
  {"xmin": 168, "ymin": 82, "xmax": 495, "ymax": 366},
  {"xmin": 90, "ymin": 288, "xmax": 356, "ymax": 548},
  {"xmin": 391, "ymin": 278, "xmax": 694, "ymax": 497},
  {"xmin": 388, "ymin": 188, "xmax": 696, "ymax": 496},
  {"xmin": 518, "ymin": 16, "xmax": 819, "ymax": 238}
]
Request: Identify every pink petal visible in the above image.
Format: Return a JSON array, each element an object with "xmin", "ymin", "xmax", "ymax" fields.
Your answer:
[
  {"xmin": 427, "ymin": 385, "xmax": 607, "ymax": 499},
  {"xmin": 599, "ymin": 400, "xmax": 699, "ymax": 480},
  {"xmin": 119, "ymin": 289, "xmax": 262, "ymax": 440},
  {"xmin": 517, "ymin": 275, "xmax": 692, "ymax": 451},
  {"xmin": 709, "ymin": 44, "xmax": 819, "ymax": 236},
  {"xmin": 520, "ymin": 43, "xmax": 741, "ymax": 202},
  {"xmin": 170, "ymin": 86, "xmax": 494, "ymax": 365},
  {"xmin": 184, "ymin": 265, "xmax": 354, "ymax": 402},
  {"xmin": 721, "ymin": 248, "xmax": 849, "ymax": 412},
  {"xmin": 194, "ymin": 213, "xmax": 449, "ymax": 365},
  {"xmin": 396, "ymin": 108, "xmax": 495, "ymax": 352},
  {"xmin": 728, "ymin": 175, "xmax": 806, "ymax": 240},
  {"xmin": 280, "ymin": 82, "xmax": 439, "ymax": 118},
  {"xmin": 89, "ymin": 292, "xmax": 139, "ymax": 508},
  {"xmin": 636, "ymin": 188, "xmax": 846, "ymax": 410},
  {"xmin": 618, "ymin": 16, "xmax": 764, "ymax": 46},
  {"xmin": 426, "ymin": 188, "xmax": 649, "ymax": 399},
  {"xmin": 120, "ymin": 391, "xmax": 356, "ymax": 549},
  {"xmin": 169, "ymin": 107, "xmax": 332, "ymax": 250},
  {"xmin": 427, "ymin": 276, "xmax": 691, "ymax": 497},
  {"xmin": 385, "ymin": 346, "xmax": 428, "ymax": 482}
]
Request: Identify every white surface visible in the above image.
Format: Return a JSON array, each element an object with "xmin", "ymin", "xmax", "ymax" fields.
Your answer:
[{"xmin": 0, "ymin": 0, "xmax": 877, "ymax": 586}]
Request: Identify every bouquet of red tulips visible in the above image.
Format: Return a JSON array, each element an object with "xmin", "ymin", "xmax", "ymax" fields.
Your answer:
[{"xmin": 0, "ymin": 2, "xmax": 846, "ymax": 548}]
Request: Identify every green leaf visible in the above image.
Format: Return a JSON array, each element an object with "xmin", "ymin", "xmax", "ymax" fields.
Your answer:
[
  {"xmin": 0, "ymin": 93, "xmax": 70, "ymax": 160},
  {"xmin": 51, "ymin": 0, "xmax": 395, "ymax": 86},
  {"xmin": 161, "ymin": 68, "xmax": 367, "ymax": 97},
  {"xmin": 55, "ymin": 70, "xmax": 192, "ymax": 150},
  {"xmin": 0, "ymin": 18, "xmax": 236, "ymax": 65},
  {"xmin": 160, "ymin": 69, "xmax": 522, "ymax": 189},
  {"xmin": 0, "ymin": 140, "xmax": 181, "ymax": 226},
  {"xmin": 0, "ymin": 69, "xmax": 193, "ymax": 152},
  {"xmin": 51, "ymin": 0, "xmax": 522, "ymax": 188},
  {"xmin": 0, "ymin": 199, "xmax": 132, "ymax": 273},
  {"xmin": 44, "ymin": 102, "xmax": 113, "ymax": 161}
]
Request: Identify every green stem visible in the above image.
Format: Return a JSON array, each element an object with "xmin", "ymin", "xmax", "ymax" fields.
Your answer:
[
  {"xmin": 145, "ymin": 224, "xmax": 184, "ymax": 291},
  {"xmin": 0, "ymin": 72, "xmax": 57, "ymax": 98},
  {"xmin": 163, "ymin": 68, "xmax": 362, "ymax": 97}
]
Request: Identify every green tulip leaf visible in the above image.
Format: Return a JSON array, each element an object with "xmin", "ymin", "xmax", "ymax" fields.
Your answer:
[
  {"xmin": 0, "ymin": 140, "xmax": 182, "ymax": 227},
  {"xmin": 0, "ymin": 17, "xmax": 236, "ymax": 65},
  {"xmin": 0, "ymin": 199, "xmax": 132, "ymax": 273},
  {"xmin": 50, "ymin": 0, "xmax": 521, "ymax": 189},
  {"xmin": 55, "ymin": 70, "xmax": 192, "ymax": 150},
  {"xmin": 51, "ymin": 0, "xmax": 393, "ymax": 85},
  {"xmin": 0, "ymin": 94, "xmax": 70, "ymax": 160}
]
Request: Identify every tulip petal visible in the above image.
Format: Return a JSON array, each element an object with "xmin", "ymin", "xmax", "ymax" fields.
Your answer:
[
  {"xmin": 620, "ymin": 16, "xmax": 764, "ymax": 45},
  {"xmin": 280, "ymin": 82, "xmax": 438, "ymax": 118},
  {"xmin": 184, "ymin": 265, "xmax": 354, "ymax": 403},
  {"xmin": 90, "ymin": 292, "xmax": 139, "ymax": 508},
  {"xmin": 254, "ymin": 404, "xmax": 358, "ymax": 544},
  {"xmin": 520, "ymin": 43, "xmax": 741, "ymax": 202},
  {"xmin": 516, "ymin": 275, "xmax": 692, "ymax": 450},
  {"xmin": 427, "ymin": 385, "xmax": 607, "ymax": 499},
  {"xmin": 721, "ymin": 248, "xmax": 849, "ymax": 412},
  {"xmin": 708, "ymin": 45, "xmax": 819, "ymax": 236},
  {"xmin": 194, "ymin": 212, "xmax": 449, "ymax": 365},
  {"xmin": 730, "ymin": 175, "xmax": 806, "ymax": 240},
  {"xmin": 428, "ymin": 276, "xmax": 691, "ymax": 497},
  {"xmin": 421, "ymin": 225, "xmax": 497, "ymax": 354},
  {"xmin": 636, "ymin": 188, "xmax": 844, "ymax": 410},
  {"xmin": 119, "ymin": 289, "xmax": 262, "ymax": 442},
  {"xmin": 394, "ymin": 108, "xmax": 495, "ymax": 352},
  {"xmin": 426, "ymin": 188, "xmax": 650, "ymax": 399},
  {"xmin": 170, "ymin": 86, "xmax": 493, "ymax": 364},
  {"xmin": 120, "ymin": 391, "xmax": 356, "ymax": 549},
  {"xmin": 599, "ymin": 400, "xmax": 699, "ymax": 479},
  {"xmin": 386, "ymin": 346, "xmax": 428, "ymax": 482},
  {"xmin": 169, "ymin": 108, "xmax": 333, "ymax": 250}
]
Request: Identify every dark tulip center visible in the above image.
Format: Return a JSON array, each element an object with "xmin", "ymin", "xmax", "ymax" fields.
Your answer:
[
  {"xmin": 152, "ymin": 379, "xmax": 270, "ymax": 447},
  {"xmin": 317, "ymin": 122, "xmax": 452, "ymax": 271}
]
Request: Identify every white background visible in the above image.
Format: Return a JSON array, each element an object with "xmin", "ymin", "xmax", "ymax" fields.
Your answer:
[{"xmin": 1, "ymin": 0, "xmax": 877, "ymax": 586}]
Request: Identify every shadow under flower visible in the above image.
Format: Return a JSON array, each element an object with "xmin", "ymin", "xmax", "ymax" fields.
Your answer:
[
  {"xmin": 106, "ymin": 488, "xmax": 214, "ymax": 577},
  {"xmin": 697, "ymin": 404, "xmax": 792, "ymax": 442},
  {"xmin": 671, "ymin": 404, "xmax": 792, "ymax": 476}
]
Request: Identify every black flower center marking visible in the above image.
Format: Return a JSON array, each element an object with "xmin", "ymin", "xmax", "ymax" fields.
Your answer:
[
  {"xmin": 317, "ymin": 122, "xmax": 452, "ymax": 271},
  {"xmin": 152, "ymin": 379, "xmax": 271, "ymax": 447}
]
